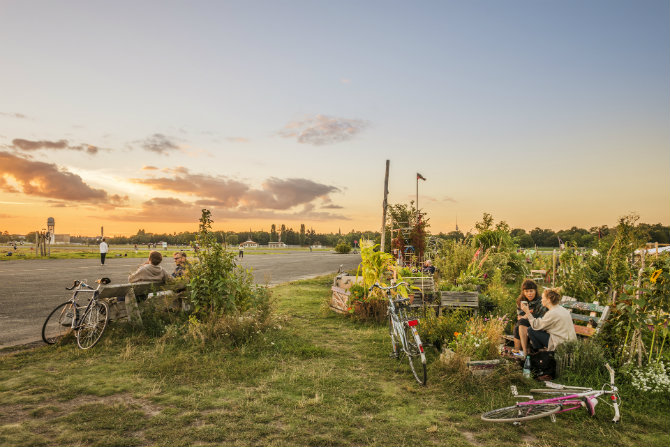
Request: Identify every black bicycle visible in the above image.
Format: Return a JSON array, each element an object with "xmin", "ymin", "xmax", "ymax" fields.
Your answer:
[{"xmin": 42, "ymin": 278, "xmax": 111, "ymax": 349}]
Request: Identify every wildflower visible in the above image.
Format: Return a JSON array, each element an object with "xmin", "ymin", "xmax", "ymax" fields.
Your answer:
[
  {"xmin": 454, "ymin": 332, "xmax": 461, "ymax": 337},
  {"xmin": 650, "ymin": 269, "xmax": 662, "ymax": 284}
]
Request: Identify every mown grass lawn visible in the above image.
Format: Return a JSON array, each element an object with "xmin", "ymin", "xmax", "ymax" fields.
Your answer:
[{"xmin": 1, "ymin": 276, "xmax": 667, "ymax": 446}]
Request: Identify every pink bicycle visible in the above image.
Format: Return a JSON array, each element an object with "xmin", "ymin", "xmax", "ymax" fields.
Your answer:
[{"xmin": 481, "ymin": 364, "xmax": 621, "ymax": 423}]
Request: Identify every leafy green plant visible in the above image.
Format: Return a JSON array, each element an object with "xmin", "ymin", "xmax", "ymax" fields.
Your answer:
[
  {"xmin": 356, "ymin": 239, "xmax": 407, "ymax": 298},
  {"xmin": 449, "ymin": 315, "xmax": 508, "ymax": 360},
  {"xmin": 418, "ymin": 310, "xmax": 469, "ymax": 350},
  {"xmin": 335, "ymin": 240, "xmax": 352, "ymax": 254},
  {"xmin": 554, "ymin": 339, "xmax": 607, "ymax": 381},
  {"xmin": 187, "ymin": 209, "xmax": 272, "ymax": 331}
]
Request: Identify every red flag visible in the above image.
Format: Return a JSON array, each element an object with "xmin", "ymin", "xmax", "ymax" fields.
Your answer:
[{"xmin": 417, "ymin": 173, "xmax": 426, "ymax": 181}]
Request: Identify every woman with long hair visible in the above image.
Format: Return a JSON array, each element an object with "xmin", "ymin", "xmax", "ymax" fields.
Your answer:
[{"xmin": 513, "ymin": 279, "xmax": 546, "ymax": 357}]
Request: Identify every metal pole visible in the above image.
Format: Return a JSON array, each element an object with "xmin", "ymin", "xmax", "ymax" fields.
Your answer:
[{"xmin": 380, "ymin": 160, "xmax": 390, "ymax": 252}]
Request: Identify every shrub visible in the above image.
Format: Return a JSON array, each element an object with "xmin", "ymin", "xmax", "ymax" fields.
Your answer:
[
  {"xmin": 554, "ymin": 339, "xmax": 607, "ymax": 381},
  {"xmin": 449, "ymin": 315, "xmax": 508, "ymax": 360},
  {"xmin": 624, "ymin": 362, "xmax": 670, "ymax": 394},
  {"xmin": 335, "ymin": 241, "xmax": 352, "ymax": 254},
  {"xmin": 188, "ymin": 209, "xmax": 270, "ymax": 316},
  {"xmin": 418, "ymin": 310, "xmax": 469, "ymax": 350}
]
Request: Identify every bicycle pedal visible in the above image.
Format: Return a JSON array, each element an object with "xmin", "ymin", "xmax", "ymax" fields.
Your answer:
[
  {"xmin": 550, "ymin": 414, "xmax": 557, "ymax": 423},
  {"xmin": 389, "ymin": 352, "xmax": 399, "ymax": 358}
]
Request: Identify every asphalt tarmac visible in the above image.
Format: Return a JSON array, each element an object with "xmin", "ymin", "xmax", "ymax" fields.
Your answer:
[{"xmin": 0, "ymin": 251, "xmax": 361, "ymax": 348}]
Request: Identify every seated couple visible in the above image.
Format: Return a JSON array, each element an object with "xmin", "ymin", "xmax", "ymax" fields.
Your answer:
[
  {"xmin": 128, "ymin": 251, "xmax": 188, "ymax": 284},
  {"xmin": 513, "ymin": 279, "xmax": 577, "ymax": 357}
]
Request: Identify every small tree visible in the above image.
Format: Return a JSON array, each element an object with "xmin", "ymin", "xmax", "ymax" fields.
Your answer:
[{"xmin": 188, "ymin": 209, "xmax": 266, "ymax": 316}]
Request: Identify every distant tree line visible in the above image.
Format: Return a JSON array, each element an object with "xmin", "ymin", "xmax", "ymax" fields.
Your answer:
[
  {"xmin": 434, "ymin": 223, "xmax": 670, "ymax": 248},
  {"xmin": 2, "ymin": 222, "xmax": 668, "ymax": 248}
]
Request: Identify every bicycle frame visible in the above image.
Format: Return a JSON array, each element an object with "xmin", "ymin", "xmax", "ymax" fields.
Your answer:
[
  {"xmin": 518, "ymin": 364, "xmax": 620, "ymax": 422},
  {"xmin": 66, "ymin": 281, "xmax": 99, "ymax": 330}
]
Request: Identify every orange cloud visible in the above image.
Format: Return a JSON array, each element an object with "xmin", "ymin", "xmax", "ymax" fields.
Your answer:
[{"xmin": 0, "ymin": 151, "xmax": 126, "ymax": 206}]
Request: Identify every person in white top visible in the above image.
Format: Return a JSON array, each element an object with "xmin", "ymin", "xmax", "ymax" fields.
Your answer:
[
  {"xmin": 520, "ymin": 288, "xmax": 577, "ymax": 352},
  {"xmin": 99, "ymin": 238, "xmax": 109, "ymax": 266}
]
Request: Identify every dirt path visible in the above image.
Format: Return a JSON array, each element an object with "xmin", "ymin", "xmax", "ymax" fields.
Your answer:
[{"xmin": 0, "ymin": 251, "xmax": 360, "ymax": 348}]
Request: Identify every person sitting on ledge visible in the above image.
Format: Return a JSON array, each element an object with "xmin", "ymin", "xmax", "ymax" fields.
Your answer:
[
  {"xmin": 422, "ymin": 259, "xmax": 436, "ymax": 275},
  {"xmin": 128, "ymin": 251, "xmax": 170, "ymax": 284},
  {"xmin": 520, "ymin": 288, "xmax": 577, "ymax": 352}
]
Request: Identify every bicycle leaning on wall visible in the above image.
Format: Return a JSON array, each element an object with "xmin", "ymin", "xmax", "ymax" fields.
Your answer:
[
  {"xmin": 41, "ymin": 278, "xmax": 111, "ymax": 350},
  {"xmin": 370, "ymin": 282, "xmax": 427, "ymax": 385}
]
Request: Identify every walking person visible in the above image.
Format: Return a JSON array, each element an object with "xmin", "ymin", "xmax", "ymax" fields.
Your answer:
[{"xmin": 99, "ymin": 238, "xmax": 109, "ymax": 266}]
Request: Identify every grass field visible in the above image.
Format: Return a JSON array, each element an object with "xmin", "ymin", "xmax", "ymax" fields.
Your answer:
[
  {"xmin": 0, "ymin": 276, "xmax": 667, "ymax": 446},
  {"xmin": 0, "ymin": 244, "xmax": 331, "ymax": 261}
]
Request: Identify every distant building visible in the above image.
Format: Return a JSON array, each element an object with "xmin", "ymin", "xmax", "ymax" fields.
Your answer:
[
  {"xmin": 268, "ymin": 242, "xmax": 287, "ymax": 248},
  {"xmin": 54, "ymin": 234, "xmax": 71, "ymax": 243},
  {"xmin": 239, "ymin": 240, "xmax": 258, "ymax": 248}
]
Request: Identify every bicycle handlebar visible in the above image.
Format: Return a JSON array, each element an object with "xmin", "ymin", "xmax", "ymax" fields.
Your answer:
[
  {"xmin": 368, "ymin": 282, "xmax": 408, "ymax": 292},
  {"xmin": 65, "ymin": 280, "xmax": 81, "ymax": 290},
  {"xmin": 65, "ymin": 280, "xmax": 95, "ymax": 291}
]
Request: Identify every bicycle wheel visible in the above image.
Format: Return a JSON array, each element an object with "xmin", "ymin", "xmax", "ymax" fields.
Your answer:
[
  {"xmin": 481, "ymin": 403, "xmax": 561, "ymax": 422},
  {"xmin": 389, "ymin": 316, "xmax": 399, "ymax": 359},
  {"xmin": 404, "ymin": 324, "xmax": 427, "ymax": 386},
  {"xmin": 42, "ymin": 301, "xmax": 77, "ymax": 344},
  {"xmin": 76, "ymin": 301, "xmax": 109, "ymax": 349}
]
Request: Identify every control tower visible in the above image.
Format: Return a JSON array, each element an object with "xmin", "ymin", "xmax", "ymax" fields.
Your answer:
[{"xmin": 47, "ymin": 217, "xmax": 55, "ymax": 244}]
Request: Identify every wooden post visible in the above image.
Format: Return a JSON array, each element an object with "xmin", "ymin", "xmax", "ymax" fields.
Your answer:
[
  {"xmin": 379, "ymin": 160, "xmax": 390, "ymax": 253},
  {"xmin": 124, "ymin": 288, "xmax": 143, "ymax": 325},
  {"xmin": 552, "ymin": 249, "xmax": 556, "ymax": 287}
]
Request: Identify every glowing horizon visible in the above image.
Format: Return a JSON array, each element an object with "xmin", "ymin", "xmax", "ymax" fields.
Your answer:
[{"xmin": 1, "ymin": 1, "xmax": 668, "ymax": 237}]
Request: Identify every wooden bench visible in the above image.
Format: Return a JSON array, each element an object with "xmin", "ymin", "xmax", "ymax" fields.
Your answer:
[
  {"xmin": 98, "ymin": 281, "xmax": 178, "ymax": 325},
  {"xmin": 560, "ymin": 296, "xmax": 610, "ymax": 337},
  {"xmin": 439, "ymin": 291, "xmax": 479, "ymax": 316},
  {"xmin": 503, "ymin": 296, "xmax": 610, "ymax": 346},
  {"xmin": 529, "ymin": 269, "xmax": 547, "ymax": 284}
]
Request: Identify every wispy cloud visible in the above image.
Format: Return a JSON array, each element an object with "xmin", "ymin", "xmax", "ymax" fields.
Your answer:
[
  {"xmin": 0, "ymin": 112, "xmax": 28, "ymax": 119},
  {"xmin": 226, "ymin": 137, "xmax": 249, "ymax": 143},
  {"xmin": 137, "ymin": 133, "xmax": 180, "ymax": 155},
  {"xmin": 411, "ymin": 195, "xmax": 458, "ymax": 204},
  {"xmin": 0, "ymin": 151, "xmax": 127, "ymax": 206},
  {"xmin": 279, "ymin": 114, "xmax": 369, "ymax": 145},
  {"xmin": 12, "ymin": 138, "xmax": 101, "ymax": 154}
]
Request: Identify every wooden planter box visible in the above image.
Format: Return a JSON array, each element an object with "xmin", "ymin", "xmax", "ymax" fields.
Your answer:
[
  {"xmin": 467, "ymin": 359, "xmax": 503, "ymax": 376},
  {"xmin": 330, "ymin": 275, "xmax": 363, "ymax": 314}
]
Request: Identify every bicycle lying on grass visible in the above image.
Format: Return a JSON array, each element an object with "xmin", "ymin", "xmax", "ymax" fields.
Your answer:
[
  {"xmin": 42, "ymin": 278, "xmax": 111, "ymax": 350},
  {"xmin": 370, "ymin": 282, "xmax": 427, "ymax": 385},
  {"xmin": 481, "ymin": 363, "xmax": 621, "ymax": 423}
]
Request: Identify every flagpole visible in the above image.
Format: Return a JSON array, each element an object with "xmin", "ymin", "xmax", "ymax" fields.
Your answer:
[{"xmin": 416, "ymin": 175, "xmax": 419, "ymax": 219}]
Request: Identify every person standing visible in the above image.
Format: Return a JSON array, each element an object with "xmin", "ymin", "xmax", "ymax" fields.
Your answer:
[{"xmin": 99, "ymin": 238, "xmax": 109, "ymax": 266}]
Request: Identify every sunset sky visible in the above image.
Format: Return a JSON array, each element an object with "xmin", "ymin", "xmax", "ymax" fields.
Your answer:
[{"xmin": 1, "ymin": 0, "xmax": 668, "ymax": 237}]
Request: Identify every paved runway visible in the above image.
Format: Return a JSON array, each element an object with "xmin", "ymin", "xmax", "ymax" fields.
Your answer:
[{"xmin": 0, "ymin": 251, "xmax": 361, "ymax": 348}]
